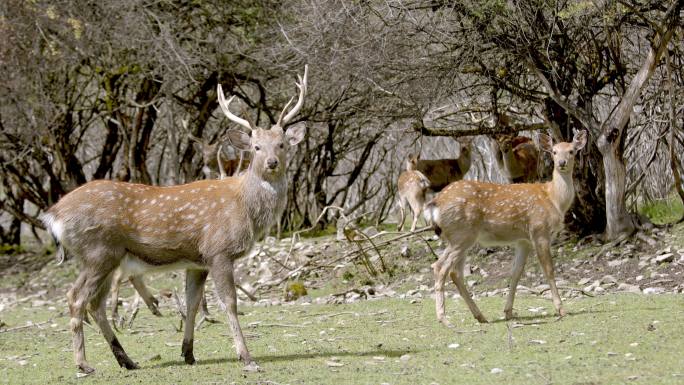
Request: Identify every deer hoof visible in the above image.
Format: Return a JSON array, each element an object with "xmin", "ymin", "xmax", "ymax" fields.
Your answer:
[
  {"xmin": 438, "ymin": 317, "xmax": 453, "ymax": 328},
  {"xmin": 475, "ymin": 315, "xmax": 489, "ymax": 324},
  {"xmin": 243, "ymin": 361, "xmax": 261, "ymax": 372},
  {"xmin": 77, "ymin": 363, "xmax": 95, "ymax": 375}
]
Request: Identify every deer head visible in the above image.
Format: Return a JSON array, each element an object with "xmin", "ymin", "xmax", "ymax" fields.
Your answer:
[
  {"xmin": 217, "ymin": 65, "xmax": 308, "ymax": 181},
  {"xmin": 539, "ymin": 130, "xmax": 587, "ymax": 174}
]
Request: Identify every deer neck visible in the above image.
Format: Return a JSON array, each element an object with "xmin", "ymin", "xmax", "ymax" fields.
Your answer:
[
  {"xmin": 239, "ymin": 169, "xmax": 287, "ymax": 237},
  {"xmin": 545, "ymin": 168, "xmax": 575, "ymax": 215}
]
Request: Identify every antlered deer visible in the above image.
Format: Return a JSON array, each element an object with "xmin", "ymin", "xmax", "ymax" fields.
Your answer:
[
  {"xmin": 109, "ymin": 137, "xmax": 251, "ymax": 325},
  {"xmin": 406, "ymin": 137, "xmax": 472, "ymax": 192},
  {"xmin": 40, "ymin": 65, "xmax": 308, "ymax": 374},
  {"xmin": 424, "ymin": 130, "xmax": 587, "ymax": 325},
  {"xmin": 491, "ymin": 134, "xmax": 540, "ymax": 183},
  {"xmin": 397, "ymin": 168, "xmax": 431, "ymax": 232}
]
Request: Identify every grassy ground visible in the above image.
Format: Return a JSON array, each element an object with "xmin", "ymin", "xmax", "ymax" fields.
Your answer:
[{"xmin": 2, "ymin": 293, "xmax": 683, "ymax": 385}]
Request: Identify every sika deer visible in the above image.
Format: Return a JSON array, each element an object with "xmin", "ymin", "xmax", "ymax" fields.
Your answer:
[
  {"xmin": 40, "ymin": 65, "xmax": 308, "ymax": 374},
  {"xmin": 407, "ymin": 137, "xmax": 472, "ymax": 192},
  {"xmin": 491, "ymin": 134, "xmax": 540, "ymax": 183},
  {"xmin": 397, "ymin": 168, "xmax": 431, "ymax": 232},
  {"xmin": 188, "ymin": 131, "xmax": 250, "ymax": 179},
  {"xmin": 424, "ymin": 130, "xmax": 587, "ymax": 325}
]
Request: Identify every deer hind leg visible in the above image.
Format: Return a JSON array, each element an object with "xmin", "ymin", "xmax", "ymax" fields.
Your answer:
[
  {"xmin": 88, "ymin": 271, "xmax": 139, "ymax": 370},
  {"xmin": 211, "ymin": 257, "xmax": 259, "ymax": 371},
  {"xmin": 130, "ymin": 275, "xmax": 161, "ymax": 316},
  {"xmin": 68, "ymin": 260, "xmax": 126, "ymax": 373},
  {"xmin": 534, "ymin": 237, "xmax": 566, "ymax": 317},
  {"xmin": 432, "ymin": 246, "xmax": 456, "ymax": 326},
  {"xmin": 110, "ymin": 268, "xmax": 124, "ymax": 328},
  {"xmin": 448, "ymin": 251, "xmax": 487, "ymax": 324},
  {"xmin": 408, "ymin": 192, "xmax": 424, "ymax": 232},
  {"xmin": 504, "ymin": 240, "xmax": 533, "ymax": 320},
  {"xmin": 67, "ymin": 271, "xmax": 92, "ymax": 373},
  {"xmin": 432, "ymin": 234, "xmax": 477, "ymax": 326},
  {"xmin": 397, "ymin": 196, "xmax": 407, "ymax": 231},
  {"xmin": 199, "ymin": 293, "xmax": 210, "ymax": 318},
  {"xmin": 181, "ymin": 269, "xmax": 208, "ymax": 365}
]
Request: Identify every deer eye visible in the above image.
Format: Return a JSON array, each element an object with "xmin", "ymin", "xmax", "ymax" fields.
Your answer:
[
  {"xmin": 569, "ymin": 150, "xmax": 575, "ymax": 155},
  {"xmin": 279, "ymin": 143, "xmax": 284, "ymax": 149},
  {"xmin": 254, "ymin": 145, "xmax": 261, "ymax": 151},
  {"xmin": 552, "ymin": 150, "xmax": 557, "ymax": 155}
]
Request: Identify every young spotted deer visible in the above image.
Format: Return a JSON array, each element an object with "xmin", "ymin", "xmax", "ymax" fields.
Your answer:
[
  {"xmin": 397, "ymin": 167, "xmax": 431, "ymax": 232},
  {"xmin": 407, "ymin": 137, "xmax": 472, "ymax": 192},
  {"xmin": 491, "ymin": 134, "xmax": 540, "ymax": 183},
  {"xmin": 424, "ymin": 130, "xmax": 587, "ymax": 325},
  {"xmin": 41, "ymin": 65, "xmax": 308, "ymax": 374}
]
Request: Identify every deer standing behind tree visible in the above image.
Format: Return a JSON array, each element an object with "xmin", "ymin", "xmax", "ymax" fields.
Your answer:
[
  {"xmin": 424, "ymin": 130, "xmax": 587, "ymax": 325},
  {"xmin": 406, "ymin": 137, "xmax": 473, "ymax": 192},
  {"xmin": 491, "ymin": 134, "xmax": 541, "ymax": 183},
  {"xmin": 40, "ymin": 66, "xmax": 308, "ymax": 374}
]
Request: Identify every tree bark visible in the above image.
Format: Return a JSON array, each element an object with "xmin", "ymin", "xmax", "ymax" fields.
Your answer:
[{"xmin": 596, "ymin": 0, "xmax": 681, "ymax": 239}]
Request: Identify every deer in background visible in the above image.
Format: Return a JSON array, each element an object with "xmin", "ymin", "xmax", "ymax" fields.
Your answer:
[
  {"xmin": 407, "ymin": 137, "xmax": 473, "ymax": 192},
  {"xmin": 424, "ymin": 130, "xmax": 587, "ymax": 325},
  {"xmin": 397, "ymin": 165, "xmax": 431, "ymax": 232},
  {"xmin": 40, "ymin": 65, "xmax": 308, "ymax": 374},
  {"xmin": 491, "ymin": 134, "xmax": 540, "ymax": 183},
  {"xmin": 187, "ymin": 128, "xmax": 251, "ymax": 179}
]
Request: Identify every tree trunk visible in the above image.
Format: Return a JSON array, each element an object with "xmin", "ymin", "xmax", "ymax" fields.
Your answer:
[
  {"xmin": 596, "ymin": 1, "xmax": 680, "ymax": 239},
  {"xmin": 598, "ymin": 133, "xmax": 634, "ymax": 239}
]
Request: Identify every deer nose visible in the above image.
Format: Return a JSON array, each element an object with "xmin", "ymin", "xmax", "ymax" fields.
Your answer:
[
  {"xmin": 267, "ymin": 158, "xmax": 279, "ymax": 169},
  {"xmin": 558, "ymin": 160, "xmax": 567, "ymax": 167}
]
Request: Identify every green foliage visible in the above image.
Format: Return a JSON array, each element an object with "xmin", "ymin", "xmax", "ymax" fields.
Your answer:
[
  {"xmin": 284, "ymin": 281, "xmax": 308, "ymax": 301},
  {"xmin": 0, "ymin": 243, "xmax": 25, "ymax": 255},
  {"xmin": 639, "ymin": 196, "xmax": 684, "ymax": 225}
]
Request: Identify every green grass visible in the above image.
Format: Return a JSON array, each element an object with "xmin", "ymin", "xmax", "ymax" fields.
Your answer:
[
  {"xmin": 2, "ymin": 294, "xmax": 684, "ymax": 384},
  {"xmin": 639, "ymin": 195, "xmax": 684, "ymax": 225}
]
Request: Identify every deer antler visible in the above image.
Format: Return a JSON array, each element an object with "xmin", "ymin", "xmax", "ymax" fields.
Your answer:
[
  {"xmin": 217, "ymin": 84, "xmax": 253, "ymax": 131},
  {"xmin": 277, "ymin": 65, "xmax": 308, "ymax": 127}
]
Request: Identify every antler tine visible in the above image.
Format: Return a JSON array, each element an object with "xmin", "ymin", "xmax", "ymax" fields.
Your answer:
[
  {"xmin": 280, "ymin": 64, "xmax": 308, "ymax": 126},
  {"xmin": 217, "ymin": 144, "xmax": 227, "ymax": 179},
  {"xmin": 276, "ymin": 97, "xmax": 295, "ymax": 127},
  {"xmin": 217, "ymin": 84, "xmax": 253, "ymax": 131}
]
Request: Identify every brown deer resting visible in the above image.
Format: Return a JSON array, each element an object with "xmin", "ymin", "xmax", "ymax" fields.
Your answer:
[
  {"xmin": 407, "ymin": 138, "xmax": 472, "ymax": 192},
  {"xmin": 424, "ymin": 130, "xmax": 587, "ymax": 325},
  {"xmin": 492, "ymin": 134, "xmax": 540, "ymax": 183},
  {"xmin": 40, "ymin": 65, "xmax": 308, "ymax": 374},
  {"xmin": 397, "ymin": 169, "xmax": 431, "ymax": 232}
]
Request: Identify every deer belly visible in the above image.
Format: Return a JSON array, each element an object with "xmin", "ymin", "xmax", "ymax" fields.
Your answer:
[
  {"xmin": 119, "ymin": 255, "xmax": 206, "ymax": 276},
  {"xmin": 476, "ymin": 227, "xmax": 528, "ymax": 247}
]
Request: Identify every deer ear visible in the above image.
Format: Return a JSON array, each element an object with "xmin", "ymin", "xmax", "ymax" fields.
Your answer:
[
  {"xmin": 539, "ymin": 134, "xmax": 554, "ymax": 153},
  {"xmin": 572, "ymin": 130, "xmax": 587, "ymax": 151},
  {"xmin": 285, "ymin": 122, "xmax": 306, "ymax": 146},
  {"xmin": 225, "ymin": 129, "xmax": 251, "ymax": 151}
]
